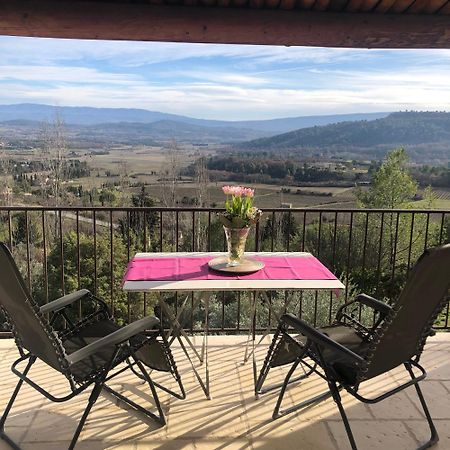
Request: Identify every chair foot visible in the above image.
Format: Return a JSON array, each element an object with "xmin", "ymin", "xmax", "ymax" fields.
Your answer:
[
  {"xmin": 103, "ymin": 385, "xmax": 166, "ymax": 426},
  {"xmin": 405, "ymin": 363, "xmax": 439, "ymax": 450}
]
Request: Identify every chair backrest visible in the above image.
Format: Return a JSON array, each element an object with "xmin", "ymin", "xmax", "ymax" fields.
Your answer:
[
  {"xmin": 0, "ymin": 242, "xmax": 67, "ymax": 372},
  {"xmin": 362, "ymin": 244, "xmax": 450, "ymax": 381}
]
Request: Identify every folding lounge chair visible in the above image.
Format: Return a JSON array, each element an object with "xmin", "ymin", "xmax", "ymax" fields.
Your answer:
[
  {"xmin": 256, "ymin": 244, "xmax": 450, "ymax": 450},
  {"xmin": 0, "ymin": 242, "xmax": 185, "ymax": 450}
]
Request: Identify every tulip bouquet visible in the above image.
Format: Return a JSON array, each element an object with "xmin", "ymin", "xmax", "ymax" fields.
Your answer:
[
  {"xmin": 218, "ymin": 185, "xmax": 262, "ymax": 266},
  {"xmin": 219, "ymin": 185, "xmax": 262, "ymax": 229}
]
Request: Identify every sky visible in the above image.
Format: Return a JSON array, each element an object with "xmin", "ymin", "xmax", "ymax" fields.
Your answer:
[{"xmin": 0, "ymin": 36, "xmax": 450, "ymax": 121}]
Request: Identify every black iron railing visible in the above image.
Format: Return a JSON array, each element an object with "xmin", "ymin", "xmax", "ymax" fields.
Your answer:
[{"xmin": 0, "ymin": 206, "xmax": 449, "ymax": 333}]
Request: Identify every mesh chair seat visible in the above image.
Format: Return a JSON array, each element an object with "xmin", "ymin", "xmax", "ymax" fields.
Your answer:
[
  {"xmin": 271, "ymin": 324, "xmax": 366, "ymax": 373},
  {"xmin": 62, "ymin": 319, "xmax": 172, "ymax": 382},
  {"xmin": 62, "ymin": 319, "xmax": 143, "ymax": 382}
]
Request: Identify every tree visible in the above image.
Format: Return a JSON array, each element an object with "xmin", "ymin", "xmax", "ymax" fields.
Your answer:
[
  {"xmin": 117, "ymin": 187, "xmax": 160, "ymax": 252},
  {"xmin": 0, "ymin": 148, "xmax": 13, "ymax": 205},
  {"xmin": 40, "ymin": 231, "xmax": 133, "ymax": 324},
  {"xmin": 355, "ymin": 148, "xmax": 417, "ymax": 209}
]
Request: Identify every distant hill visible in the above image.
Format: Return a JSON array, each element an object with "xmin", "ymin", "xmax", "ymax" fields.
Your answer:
[
  {"xmin": 0, "ymin": 103, "xmax": 389, "ymax": 134},
  {"xmin": 233, "ymin": 112, "xmax": 390, "ymax": 133},
  {"xmin": 78, "ymin": 120, "xmax": 268, "ymax": 144},
  {"xmin": 238, "ymin": 112, "xmax": 450, "ymax": 162},
  {"xmin": 0, "ymin": 119, "xmax": 269, "ymax": 146}
]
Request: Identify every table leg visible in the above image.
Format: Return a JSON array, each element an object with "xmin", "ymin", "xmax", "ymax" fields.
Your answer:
[
  {"xmin": 159, "ymin": 292, "xmax": 210, "ymax": 399},
  {"xmin": 199, "ymin": 291, "xmax": 210, "ymax": 399},
  {"xmin": 159, "ymin": 294, "xmax": 203, "ymax": 363},
  {"xmin": 243, "ymin": 290, "xmax": 304, "ymax": 395},
  {"xmin": 176, "ymin": 335, "xmax": 210, "ymax": 399},
  {"xmin": 243, "ymin": 292, "xmax": 258, "ymax": 364},
  {"xmin": 244, "ymin": 291, "xmax": 296, "ymax": 363}
]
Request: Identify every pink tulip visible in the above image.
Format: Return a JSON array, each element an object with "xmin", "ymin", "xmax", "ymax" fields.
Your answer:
[
  {"xmin": 222, "ymin": 185, "xmax": 233, "ymax": 195},
  {"xmin": 243, "ymin": 188, "xmax": 254, "ymax": 198},
  {"xmin": 222, "ymin": 185, "xmax": 254, "ymax": 198}
]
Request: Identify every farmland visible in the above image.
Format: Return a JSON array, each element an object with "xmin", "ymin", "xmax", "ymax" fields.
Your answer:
[{"xmin": 1, "ymin": 144, "xmax": 449, "ymax": 210}]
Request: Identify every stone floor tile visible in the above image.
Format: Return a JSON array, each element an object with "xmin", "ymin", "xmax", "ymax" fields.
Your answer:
[
  {"xmin": 166, "ymin": 403, "xmax": 249, "ymax": 439},
  {"xmin": 136, "ymin": 439, "xmax": 194, "ymax": 449},
  {"xmin": 0, "ymin": 426, "xmax": 29, "ymax": 445},
  {"xmin": 192, "ymin": 438, "xmax": 252, "ymax": 449},
  {"xmin": 367, "ymin": 391, "xmax": 425, "ymax": 420},
  {"xmin": 404, "ymin": 381, "xmax": 450, "ymax": 419},
  {"xmin": 422, "ymin": 354, "xmax": 450, "ymax": 381},
  {"xmin": 250, "ymin": 419, "xmax": 336, "ymax": 450},
  {"xmin": 327, "ymin": 420, "xmax": 418, "ymax": 450},
  {"xmin": 21, "ymin": 441, "xmax": 117, "ymax": 450},
  {"xmin": 0, "ymin": 440, "xmax": 15, "ymax": 450},
  {"xmin": 405, "ymin": 419, "xmax": 450, "ymax": 449}
]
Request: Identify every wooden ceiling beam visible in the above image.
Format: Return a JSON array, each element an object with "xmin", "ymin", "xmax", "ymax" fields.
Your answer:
[{"xmin": 0, "ymin": 0, "xmax": 449, "ymax": 48}]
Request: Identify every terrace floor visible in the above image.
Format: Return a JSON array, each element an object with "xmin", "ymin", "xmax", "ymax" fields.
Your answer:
[{"xmin": 0, "ymin": 334, "xmax": 449, "ymax": 450}]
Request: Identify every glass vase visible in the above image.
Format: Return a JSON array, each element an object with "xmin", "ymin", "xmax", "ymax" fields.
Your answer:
[{"xmin": 223, "ymin": 226, "xmax": 250, "ymax": 266}]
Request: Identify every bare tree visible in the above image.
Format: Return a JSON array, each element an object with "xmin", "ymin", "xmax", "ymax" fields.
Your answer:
[
  {"xmin": 160, "ymin": 140, "xmax": 181, "ymax": 208},
  {"xmin": 159, "ymin": 140, "xmax": 183, "ymax": 247},
  {"xmin": 195, "ymin": 154, "xmax": 209, "ymax": 208},
  {"xmin": 40, "ymin": 112, "xmax": 68, "ymax": 207},
  {"xmin": 194, "ymin": 154, "xmax": 209, "ymax": 250},
  {"xmin": 118, "ymin": 160, "xmax": 130, "ymax": 206}
]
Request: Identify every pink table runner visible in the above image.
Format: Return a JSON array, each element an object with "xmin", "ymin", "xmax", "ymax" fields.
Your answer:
[{"xmin": 123, "ymin": 255, "xmax": 338, "ymax": 283}]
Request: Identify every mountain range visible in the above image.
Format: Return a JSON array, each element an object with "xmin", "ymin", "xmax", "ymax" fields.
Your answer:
[
  {"xmin": 1, "ymin": 105, "xmax": 449, "ymax": 163},
  {"xmin": 0, "ymin": 103, "xmax": 389, "ymax": 135}
]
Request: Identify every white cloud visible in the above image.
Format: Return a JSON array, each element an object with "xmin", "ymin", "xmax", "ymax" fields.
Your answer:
[
  {"xmin": 0, "ymin": 36, "xmax": 449, "ymax": 119},
  {"xmin": 0, "ymin": 65, "xmax": 141, "ymax": 85},
  {"xmin": 0, "ymin": 37, "xmax": 363, "ymax": 66},
  {"xmin": 1, "ymin": 73, "xmax": 449, "ymax": 120},
  {"xmin": 4, "ymin": 36, "xmax": 450, "ymax": 68}
]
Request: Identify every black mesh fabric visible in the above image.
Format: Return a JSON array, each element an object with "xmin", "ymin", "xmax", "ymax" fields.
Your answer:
[
  {"xmin": 363, "ymin": 244, "xmax": 450, "ymax": 381},
  {"xmin": 62, "ymin": 320, "xmax": 124, "ymax": 381},
  {"xmin": 0, "ymin": 243, "xmax": 66, "ymax": 373},
  {"xmin": 62, "ymin": 319, "xmax": 171, "ymax": 381},
  {"xmin": 272, "ymin": 324, "xmax": 366, "ymax": 370},
  {"xmin": 135, "ymin": 340, "xmax": 172, "ymax": 372}
]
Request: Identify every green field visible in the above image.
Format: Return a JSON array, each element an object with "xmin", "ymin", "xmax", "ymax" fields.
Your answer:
[
  {"xmin": 3, "ymin": 145, "xmax": 449, "ymax": 210},
  {"xmin": 69, "ymin": 146, "xmax": 359, "ymax": 208},
  {"xmin": 409, "ymin": 189, "xmax": 450, "ymax": 209}
]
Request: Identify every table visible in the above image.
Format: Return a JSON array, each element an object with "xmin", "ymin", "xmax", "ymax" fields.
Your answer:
[{"xmin": 122, "ymin": 252, "xmax": 345, "ymax": 398}]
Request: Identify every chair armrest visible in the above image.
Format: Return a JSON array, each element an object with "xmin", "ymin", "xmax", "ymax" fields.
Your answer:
[
  {"xmin": 355, "ymin": 294, "xmax": 392, "ymax": 316},
  {"xmin": 40, "ymin": 289, "xmax": 91, "ymax": 314},
  {"xmin": 66, "ymin": 316, "xmax": 160, "ymax": 365},
  {"xmin": 281, "ymin": 313, "xmax": 365, "ymax": 364},
  {"xmin": 336, "ymin": 293, "xmax": 392, "ymax": 322}
]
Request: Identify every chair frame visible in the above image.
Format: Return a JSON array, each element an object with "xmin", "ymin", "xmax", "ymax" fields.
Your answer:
[
  {"xmin": 0, "ymin": 287, "xmax": 185, "ymax": 450},
  {"xmin": 256, "ymin": 289, "xmax": 446, "ymax": 450}
]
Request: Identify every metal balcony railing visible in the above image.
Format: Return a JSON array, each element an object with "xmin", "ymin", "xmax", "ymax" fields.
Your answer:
[{"xmin": 1, "ymin": 206, "xmax": 449, "ymax": 333}]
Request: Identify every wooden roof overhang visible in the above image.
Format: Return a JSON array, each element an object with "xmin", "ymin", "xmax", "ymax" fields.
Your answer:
[{"xmin": 0, "ymin": 0, "xmax": 449, "ymax": 48}]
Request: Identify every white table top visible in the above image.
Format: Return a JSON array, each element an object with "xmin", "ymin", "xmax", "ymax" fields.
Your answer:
[{"xmin": 122, "ymin": 252, "xmax": 345, "ymax": 293}]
